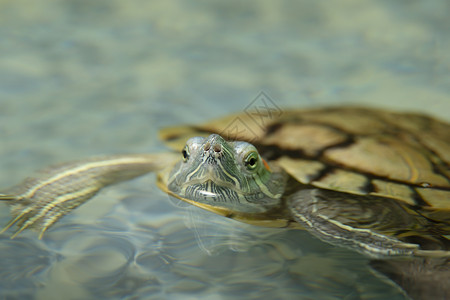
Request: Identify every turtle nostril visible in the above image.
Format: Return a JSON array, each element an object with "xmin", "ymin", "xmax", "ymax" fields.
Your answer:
[
  {"xmin": 213, "ymin": 144, "xmax": 222, "ymax": 153},
  {"xmin": 204, "ymin": 142, "xmax": 211, "ymax": 151}
]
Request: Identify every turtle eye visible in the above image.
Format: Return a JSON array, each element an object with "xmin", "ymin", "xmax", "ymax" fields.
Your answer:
[
  {"xmin": 244, "ymin": 151, "xmax": 259, "ymax": 170},
  {"xmin": 182, "ymin": 146, "xmax": 190, "ymax": 162}
]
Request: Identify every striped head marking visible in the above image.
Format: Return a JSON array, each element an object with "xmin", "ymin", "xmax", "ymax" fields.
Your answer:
[{"xmin": 167, "ymin": 134, "xmax": 286, "ymax": 213}]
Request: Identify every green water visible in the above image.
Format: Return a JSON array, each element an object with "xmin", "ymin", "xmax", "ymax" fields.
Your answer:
[{"xmin": 0, "ymin": 1, "xmax": 449, "ymax": 299}]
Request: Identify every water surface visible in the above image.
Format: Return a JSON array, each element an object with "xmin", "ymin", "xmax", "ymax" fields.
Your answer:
[{"xmin": 0, "ymin": 1, "xmax": 449, "ymax": 299}]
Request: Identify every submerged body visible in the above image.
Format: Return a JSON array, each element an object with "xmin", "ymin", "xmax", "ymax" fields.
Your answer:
[
  {"xmin": 1, "ymin": 107, "xmax": 449, "ymax": 255},
  {"xmin": 1, "ymin": 106, "xmax": 450, "ymax": 299},
  {"xmin": 1, "ymin": 106, "xmax": 448, "ymax": 257}
]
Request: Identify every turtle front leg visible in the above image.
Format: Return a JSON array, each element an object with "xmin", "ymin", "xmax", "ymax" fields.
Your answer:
[
  {"xmin": 0, "ymin": 153, "xmax": 178, "ymax": 238},
  {"xmin": 287, "ymin": 189, "xmax": 449, "ymax": 258}
]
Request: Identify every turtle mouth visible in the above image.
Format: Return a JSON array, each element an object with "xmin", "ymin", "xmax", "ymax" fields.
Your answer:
[
  {"xmin": 183, "ymin": 179, "xmax": 240, "ymax": 199},
  {"xmin": 181, "ymin": 177, "xmax": 242, "ymax": 197}
]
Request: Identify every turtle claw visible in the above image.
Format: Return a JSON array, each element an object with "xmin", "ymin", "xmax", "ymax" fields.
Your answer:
[
  {"xmin": 1, "ymin": 192, "xmax": 57, "ymax": 238},
  {"xmin": 1, "ymin": 194, "xmax": 90, "ymax": 238},
  {"xmin": 1, "ymin": 202, "xmax": 46, "ymax": 238},
  {"xmin": 1, "ymin": 211, "xmax": 26, "ymax": 235},
  {"xmin": 0, "ymin": 196, "xmax": 28, "ymax": 236},
  {"xmin": 10, "ymin": 225, "xmax": 28, "ymax": 239}
]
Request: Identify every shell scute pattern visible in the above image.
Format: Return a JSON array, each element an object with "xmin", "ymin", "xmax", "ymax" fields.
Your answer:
[{"xmin": 163, "ymin": 107, "xmax": 450, "ymax": 214}]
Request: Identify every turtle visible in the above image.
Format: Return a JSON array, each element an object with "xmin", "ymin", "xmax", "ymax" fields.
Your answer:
[{"xmin": 1, "ymin": 106, "xmax": 449, "ymax": 260}]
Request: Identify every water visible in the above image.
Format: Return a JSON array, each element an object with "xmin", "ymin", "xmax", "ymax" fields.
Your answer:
[{"xmin": 0, "ymin": 1, "xmax": 449, "ymax": 299}]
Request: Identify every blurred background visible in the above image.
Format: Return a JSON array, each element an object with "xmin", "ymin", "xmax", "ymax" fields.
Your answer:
[{"xmin": 0, "ymin": 1, "xmax": 448, "ymax": 299}]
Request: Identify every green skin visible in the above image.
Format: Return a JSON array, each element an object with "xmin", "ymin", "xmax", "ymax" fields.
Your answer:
[
  {"xmin": 1, "ymin": 134, "xmax": 449, "ymax": 258},
  {"xmin": 167, "ymin": 135, "xmax": 286, "ymax": 213}
]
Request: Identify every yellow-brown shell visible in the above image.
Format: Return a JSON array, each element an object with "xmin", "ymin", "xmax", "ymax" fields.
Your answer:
[{"xmin": 160, "ymin": 107, "xmax": 450, "ymax": 222}]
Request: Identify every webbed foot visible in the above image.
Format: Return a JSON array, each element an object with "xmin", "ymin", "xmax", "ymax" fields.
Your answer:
[
  {"xmin": 288, "ymin": 189, "xmax": 450, "ymax": 258},
  {"xmin": 0, "ymin": 153, "xmax": 178, "ymax": 238}
]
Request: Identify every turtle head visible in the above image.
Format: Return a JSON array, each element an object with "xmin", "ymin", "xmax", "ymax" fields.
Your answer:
[{"xmin": 167, "ymin": 134, "xmax": 286, "ymax": 213}]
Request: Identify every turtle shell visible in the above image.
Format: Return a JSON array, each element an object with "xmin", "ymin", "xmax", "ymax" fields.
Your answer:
[{"xmin": 160, "ymin": 107, "xmax": 450, "ymax": 223}]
